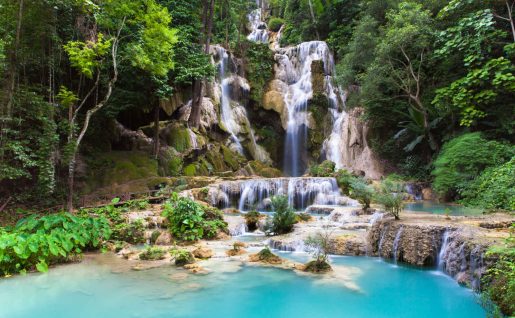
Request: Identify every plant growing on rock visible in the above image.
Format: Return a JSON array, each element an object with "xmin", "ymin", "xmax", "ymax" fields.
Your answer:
[
  {"xmin": 376, "ymin": 180, "xmax": 404, "ymax": 220},
  {"xmin": 304, "ymin": 228, "xmax": 333, "ymax": 273},
  {"xmin": 309, "ymin": 160, "xmax": 336, "ymax": 177},
  {"xmin": 268, "ymin": 195, "xmax": 296, "ymax": 235},
  {"xmin": 162, "ymin": 194, "xmax": 227, "ymax": 241},
  {"xmin": 249, "ymin": 247, "xmax": 282, "ymax": 264},
  {"xmin": 139, "ymin": 246, "xmax": 166, "ymax": 261},
  {"xmin": 170, "ymin": 248, "xmax": 195, "ymax": 266},
  {"xmin": 349, "ymin": 179, "xmax": 375, "ymax": 211},
  {"xmin": 227, "ymin": 242, "xmax": 247, "ymax": 256},
  {"xmin": 244, "ymin": 210, "xmax": 261, "ymax": 231}
]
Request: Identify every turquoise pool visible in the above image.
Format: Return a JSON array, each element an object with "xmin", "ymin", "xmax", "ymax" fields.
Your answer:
[
  {"xmin": 404, "ymin": 201, "xmax": 483, "ymax": 216},
  {"xmin": 0, "ymin": 252, "xmax": 485, "ymax": 318}
]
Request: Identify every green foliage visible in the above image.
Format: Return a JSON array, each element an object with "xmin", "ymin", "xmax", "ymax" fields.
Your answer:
[
  {"xmin": 244, "ymin": 211, "xmax": 261, "ymax": 231},
  {"xmin": 304, "ymin": 230, "xmax": 332, "ymax": 273},
  {"xmin": 139, "ymin": 246, "xmax": 166, "ymax": 260},
  {"xmin": 375, "ymin": 179, "xmax": 405, "ymax": 220},
  {"xmin": 240, "ymin": 41, "xmax": 275, "ymax": 104},
  {"xmin": 461, "ymin": 157, "xmax": 515, "ymax": 211},
  {"xmin": 268, "ymin": 195, "xmax": 296, "ymax": 235},
  {"xmin": 334, "ymin": 169, "xmax": 358, "ymax": 195},
  {"xmin": 481, "ymin": 227, "xmax": 515, "ymax": 317},
  {"xmin": 169, "ymin": 248, "xmax": 195, "ymax": 266},
  {"xmin": 309, "ymin": 160, "xmax": 335, "ymax": 177},
  {"xmin": 432, "ymin": 133, "xmax": 514, "ymax": 199},
  {"xmin": 268, "ymin": 17, "xmax": 285, "ymax": 32},
  {"xmin": 64, "ymin": 33, "xmax": 112, "ymax": 78},
  {"xmin": 349, "ymin": 179, "xmax": 375, "ymax": 210},
  {"xmin": 0, "ymin": 213, "xmax": 111, "ymax": 276},
  {"xmin": 162, "ymin": 194, "xmax": 226, "ymax": 241}
]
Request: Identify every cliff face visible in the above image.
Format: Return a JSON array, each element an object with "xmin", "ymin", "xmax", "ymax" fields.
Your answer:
[{"xmin": 367, "ymin": 218, "xmax": 502, "ymax": 289}]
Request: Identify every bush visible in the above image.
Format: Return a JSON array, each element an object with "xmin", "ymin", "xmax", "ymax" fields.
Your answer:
[
  {"xmin": 162, "ymin": 194, "xmax": 227, "ymax": 241},
  {"xmin": 349, "ymin": 179, "xmax": 375, "ymax": 210},
  {"xmin": 304, "ymin": 230, "xmax": 333, "ymax": 273},
  {"xmin": 139, "ymin": 246, "xmax": 166, "ymax": 261},
  {"xmin": 244, "ymin": 211, "xmax": 261, "ymax": 231},
  {"xmin": 268, "ymin": 17, "xmax": 285, "ymax": 32},
  {"xmin": 268, "ymin": 195, "xmax": 296, "ymax": 235},
  {"xmin": 0, "ymin": 213, "xmax": 111, "ymax": 275},
  {"xmin": 461, "ymin": 157, "xmax": 515, "ymax": 211},
  {"xmin": 170, "ymin": 248, "xmax": 195, "ymax": 266},
  {"xmin": 334, "ymin": 169, "xmax": 357, "ymax": 194},
  {"xmin": 375, "ymin": 180, "xmax": 404, "ymax": 220},
  {"xmin": 481, "ymin": 227, "xmax": 515, "ymax": 317},
  {"xmin": 309, "ymin": 160, "xmax": 336, "ymax": 177},
  {"xmin": 432, "ymin": 133, "xmax": 514, "ymax": 199},
  {"xmin": 251, "ymin": 247, "xmax": 282, "ymax": 264}
]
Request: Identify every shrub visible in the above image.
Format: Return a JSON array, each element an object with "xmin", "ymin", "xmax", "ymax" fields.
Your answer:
[
  {"xmin": 162, "ymin": 194, "xmax": 227, "ymax": 241},
  {"xmin": 0, "ymin": 213, "xmax": 111, "ymax": 275},
  {"xmin": 304, "ymin": 229, "xmax": 333, "ymax": 273},
  {"xmin": 139, "ymin": 246, "xmax": 166, "ymax": 261},
  {"xmin": 309, "ymin": 160, "xmax": 336, "ymax": 177},
  {"xmin": 349, "ymin": 179, "xmax": 375, "ymax": 210},
  {"xmin": 334, "ymin": 169, "xmax": 357, "ymax": 194},
  {"xmin": 461, "ymin": 157, "xmax": 515, "ymax": 211},
  {"xmin": 268, "ymin": 17, "xmax": 285, "ymax": 32},
  {"xmin": 268, "ymin": 195, "xmax": 296, "ymax": 235},
  {"xmin": 296, "ymin": 212, "xmax": 312, "ymax": 222},
  {"xmin": 432, "ymin": 133, "xmax": 514, "ymax": 199},
  {"xmin": 170, "ymin": 248, "xmax": 195, "ymax": 266},
  {"xmin": 481, "ymin": 227, "xmax": 515, "ymax": 317},
  {"xmin": 251, "ymin": 247, "xmax": 282, "ymax": 264},
  {"xmin": 244, "ymin": 211, "xmax": 261, "ymax": 231},
  {"xmin": 375, "ymin": 180, "xmax": 404, "ymax": 220}
]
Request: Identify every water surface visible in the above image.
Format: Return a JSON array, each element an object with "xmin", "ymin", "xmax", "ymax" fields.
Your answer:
[{"xmin": 0, "ymin": 253, "xmax": 485, "ymax": 318}]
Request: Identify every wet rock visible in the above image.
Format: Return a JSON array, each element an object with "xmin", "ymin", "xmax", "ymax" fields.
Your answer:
[
  {"xmin": 155, "ymin": 231, "xmax": 173, "ymax": 245},
  {"xmin": 192, "ymin": 247, "xmax": 214, "ymax": 259}
]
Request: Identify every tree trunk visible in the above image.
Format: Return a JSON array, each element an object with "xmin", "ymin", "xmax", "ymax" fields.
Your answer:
[
  {"xmin": 67, "ymin": 154, "xmax": 76, "ymax": 212},
  {"xmin": 153, "ymin": 104, "xmax": 160, "ymax": 158},
  {"xmin": 4, "ymin": 0, "xmax": 24, "ymax": 119},
  {"xmin": 307, "ymin": 0, "xmax": 320, "ymax": 40}
]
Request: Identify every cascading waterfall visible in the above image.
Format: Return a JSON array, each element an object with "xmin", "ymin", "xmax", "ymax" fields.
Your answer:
[
  {"xmin": 216, "ymin": 46, "xmax": 245, "ymax": 153},
  {"xmin": 247, "ymin": 2, "xmax": 268, "ymax": 43},
  {"xmin": 393, "ymin": 227, "xmax": 404, "ymax": 264},
  {"xmin": 437, "ymin": 230, "xmax": 450, "ymax": 271},
  {"xmin": 275, "ymin": 41, "xmax": 343, "ymax": 176},
  {"xmin": 209, "ymin": 177, "xmax": 347, "ymax": 211}
]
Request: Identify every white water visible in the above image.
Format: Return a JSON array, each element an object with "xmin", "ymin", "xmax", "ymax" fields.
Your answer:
[
  {"xmin": 437, "ymin": 230, "xmax": 450, "ymax": 271},
  {"xmin": 210, "ymin": 177, "xmax": 348, "ymax": 211},
  {"xmin": 274, "ymin": 41, "xmax": 343, "ymax": 176},
  {"xmin": 393, "ymin": 227, "xmax": 404, "ymax": 264},
  {"xmin": 247, "ymin": 6, "xmax": 268, "ymax": 43}
]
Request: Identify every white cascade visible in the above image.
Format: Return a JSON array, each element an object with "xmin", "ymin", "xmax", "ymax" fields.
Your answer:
[
  {"xmin": 438, "ymin": 230, "xmax": 450, "ymax": 271},
  {"xmin": 274, "ymin": 41, "xmax": 343, "ymax": 176},
  {"xmin": 247, "ymin": 3, "xmax": 269, "ymax": 43},
  {"xmin": 393, "ymin": 227, "xmax": 404, "ymax": 263}
]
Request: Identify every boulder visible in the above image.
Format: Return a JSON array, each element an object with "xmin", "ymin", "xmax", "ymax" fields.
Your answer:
[
  {"xmin": 192, "ymin": 247, "xmax": 214, "ymax": 259},
  {"xmin": 155, "ymin": 231, "xmax": 173, "ymax": 245}
]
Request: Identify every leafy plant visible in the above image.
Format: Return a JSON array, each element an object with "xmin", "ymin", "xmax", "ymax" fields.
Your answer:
[
  {"xmin": 268, "ymin": 17, "xmax": 284, "ymax": 32},
  {"xmin": 139, "ymin": 246, "xmax": 166, "ymax": 261},
  {"xmin": 304, "ymin": 228, "xmax": 333, "ymax": 273},
  {"xmin": 349, "ymin": 178, "xmax": 375, "ymax": 211},
  {"xmin": 309, "ymin": 160, "xmax": 336, "ymax": 177},
  {"xmin": 0, "ymin": 213, "xmax": 111, "ymax": 276},
  {"xmin": 375, "ymin": 180, "xmax": 404, "ymax": 220},
  {"xmin": 267, "ymin": 195, "xmax": 296, "ymax": 235},
  {"xmin": 169, "ymin": 248, "xmax": 195, "ymax": 266}
]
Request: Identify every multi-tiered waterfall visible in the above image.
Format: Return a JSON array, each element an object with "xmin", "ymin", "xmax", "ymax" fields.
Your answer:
[{"xmin": 208, "ymin": 177, "xmax": 356, "ymax": 212}]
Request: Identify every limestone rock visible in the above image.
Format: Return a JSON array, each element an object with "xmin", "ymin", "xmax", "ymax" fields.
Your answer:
[
  {"xmin": 192, "ymin": 247, "xmax": 214, "ymax": 259},
  {"xmin": 155, "ymin": 231, "xmax": 172, "ymax": 245}
]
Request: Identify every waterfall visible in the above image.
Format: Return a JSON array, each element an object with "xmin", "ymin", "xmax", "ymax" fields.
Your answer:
[
  {"xmin": 437, "ymin": 230, "xmax": 450, "ymax": 271},
  {"xmin": 247, "ymin": 7, "xmax": 268, "ymax": 43},
  {"xmin": 274, "ymin": 41, "xmax": 342, "ymax": 176},
  {"xmin": 210, "ymin": 177, "xmax": 347, "ymax": 211},
  {"xmin": 216, "ymin": 46, "xmax": 245, "ymax": 153},
  {"xmin": 393, "ymin": 227, "xmax": 403, "ymax": 263}
]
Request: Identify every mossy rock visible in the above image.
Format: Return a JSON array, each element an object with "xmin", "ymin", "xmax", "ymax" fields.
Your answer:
[
  {"xmin": 304, "ymin": 260, "xmax": 332, "ymax": 273},
  {"xmin": 249, "ymin": 248, "xmax": 283, "ymax": 264},
  {"xmin": 248, "ymin": 160, "xmax": 282, "ymax": 177},
  {"xmin": 184, "ymin": 164, "xmax": 197, "ymax": 176},
  {"xmin": 83, "ymin": 151, "xmax": 158, "ymax": 193},
  {"xmin": 205, "ymin": 146, "xmax": 227, "ymax": 172},
  {"xmin": 221, "ymin": 145, "xmax": 242, "ymax": 170},
  {"xmin": 311, "ymin": 61, "xmax": 325, "ymax": 95},
  {"xmin": 164, "ymin": 123, "xmax": 192, "ymax": 153},
  {"xmin": 308, "ymin": 94, "xmax": 330, "ymax": 160}
]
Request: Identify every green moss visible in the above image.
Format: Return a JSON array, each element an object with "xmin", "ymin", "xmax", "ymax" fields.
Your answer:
[
  {"xmin": 248, "ymin": 160, "xmax": 282, "ymax": 177},
  {"xmin": 83, "ymin": 151, "xmax": 158, "ymax": 193},
  {"xmin": 308, "ymin": 94, "xmax": 330, "ymax": 160},
  {"xmin": 166, "ymin": 124, "xmax": 192, "ymax": 153},
  {"xmin": 184, "ymin": 164, "xmax": 197, "ymax": 176},
  {"xmin": 205, "ymin": 147, "xmax": 226, "ymax": 172},
  {"xmin": 221, "ymin": 145, "xmax": 241, "ymax": 170}
]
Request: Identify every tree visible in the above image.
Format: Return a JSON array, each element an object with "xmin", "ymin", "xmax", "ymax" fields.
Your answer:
[
  {"xmin": 375, "ymin": 179, "xmax": 404, "ymax": 220},
  {"xmin": 268, "ymin": 195, "xmax": 296, "ymax": 234},
  {"xmin": 61, "ymin": 0, "xmax": 178, "ymax": 211},
  {"xmin": 304, "ymin": 226, "xmax": 333, "ymax": 273}
]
